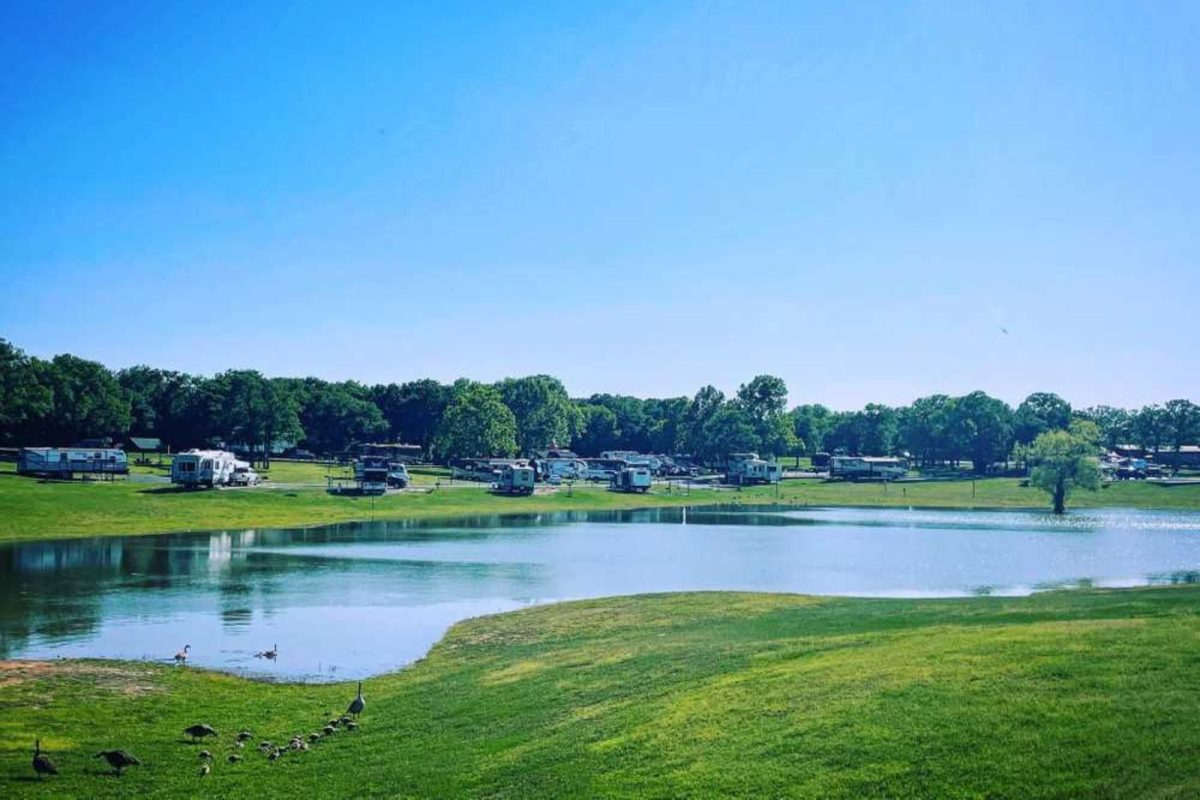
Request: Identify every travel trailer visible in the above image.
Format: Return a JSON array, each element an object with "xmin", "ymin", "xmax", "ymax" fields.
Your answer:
[
  {"xmin": 611, "ymin": 467, "xmax": 652, "ymax": 493},
  {"xmin": 18, "ymin": 447, "xmax": 128, "ymax": 478},
  {"xmin": 171, "ymin": 450, "xmax": 238, "ymax": 488},
  {"xmin": 829, "ymin": 456, "xmax": 908, "ymax": 481},
  {"xmin": 584, "ymin": 458, "xmax": 629, "ymax": 482},
  {"xmin": 725, "ymin": 453, "xmax": 783, "ymax": 486},
  {"xmin": 493, "ymin": 465, "xmax": 536, "ymax": 496}
]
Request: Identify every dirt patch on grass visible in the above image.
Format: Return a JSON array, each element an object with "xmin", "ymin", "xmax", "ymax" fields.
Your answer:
[{"xmin": 0, "ymin": 659, "xmax": 162, "ymax": 696}]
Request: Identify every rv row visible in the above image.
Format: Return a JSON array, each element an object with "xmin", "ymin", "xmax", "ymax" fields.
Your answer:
[{"xmin": 491, "ymin": 462, "xmax": 653, "ymax": 495}]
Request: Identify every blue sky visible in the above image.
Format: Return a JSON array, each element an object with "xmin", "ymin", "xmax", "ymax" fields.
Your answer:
[{"xmin": 1, "ymin": 1, "xmax": 1197, "ymax": 409}]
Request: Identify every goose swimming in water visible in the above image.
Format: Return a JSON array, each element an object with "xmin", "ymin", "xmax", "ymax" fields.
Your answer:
[
  {"xmin": 174, "ymin": 644, "xmax": 191, "ymax": 664},
  {"xmin": 255, "ymin": 643, "xmax": 278, "ymax": 660}
]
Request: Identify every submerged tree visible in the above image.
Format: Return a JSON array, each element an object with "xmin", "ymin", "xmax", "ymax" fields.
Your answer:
[{"xmin": 1028, "ymin": 421, "xmax": 1102, "ymax": 514}]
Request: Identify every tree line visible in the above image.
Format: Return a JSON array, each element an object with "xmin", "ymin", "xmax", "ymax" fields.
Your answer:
[{"xmin": 2, "ymin": 339, "xmax": 1198, "ymax": 469}]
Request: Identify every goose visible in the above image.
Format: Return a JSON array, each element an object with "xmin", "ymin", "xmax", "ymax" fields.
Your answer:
[
  {"xmin": 95, "ymin": 749, "xmax": 142, "ymax": 775},
  {"xmin": 227, "ymin": 754, "xmax": 243, "ymax": 764},
  {"xmin": 32, "ymin": 739, "xmax": 58, "ymax": 780},
  {"xmin": 174, "ymin": 644, "xmax": 191, "ymax": 664},
  {"xmin": 255, "ymin": 643, "xmax": 278, "ymax": 660},
  {"xmin": 345, "ymin": 720, "xmax": 359, "ymax": 731},
  {"xmin": 346, "ymin": 682, "xmax": 365, "ymax": 718},
  {"xmin": 322, "ymin": 724, "xmax": 336, "ymax": 736},
  {"xmin": 199, "ymin": 764, "xmax": 210, "ymax": 777},
  {"xmin": 183, "ymin": 723, "xmax": 218, "ymax": 742},
  {"xmin": 236, "ymin": 730, "xmax": 253, "ymax": 742},
  {"xmin": 198, "ymin": 750, "xmax": 213, "ymax": 761},
  {"xmin": 308, "ymin": 733, "xmax": 321, "ymax": 743}
]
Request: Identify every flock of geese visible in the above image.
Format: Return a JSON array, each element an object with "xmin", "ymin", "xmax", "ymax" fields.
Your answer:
[{"xmin": 30, "ymin": 643, "xmax": 367, "ymax": 782}]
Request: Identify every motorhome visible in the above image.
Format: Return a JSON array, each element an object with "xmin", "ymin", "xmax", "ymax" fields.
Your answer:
[
  {"xmin": 829, "ymin": 456, "xmax": 908, "ymax": 481},
  {"xmin": 611, "ymin": 467, "xmax": 652, "ymax": 493},
  {"xmin": 450, "ymin": 458, "xmax": 529, "ymax": 482},
  {"xmin": 171, "ymin": 450, "xmax": 238, "ymax": 488},
  {"xmin": 493, "ymin": 465, "xmax": 536, "ymax": 496},
  {"xmin": 18, "ymin": 447, "xmax": 128, "ymax": 478},
  {"xmin": 584, "ymin": 458, "xmax": 629, "ymax": 482},
  {"xmin": 353, "ymin": 456, "xmax": 390, "ymax": 495},
  {"xmin": 600, "ymin": 451, "xmax": 663, "ymax": 473},
  {"xmin": 535, "ymin": 457, "xmax": 589, "ymax": 481},
  {"xmin": 725, "ymin": 453, "xmax": 783, "ymax": 485}
]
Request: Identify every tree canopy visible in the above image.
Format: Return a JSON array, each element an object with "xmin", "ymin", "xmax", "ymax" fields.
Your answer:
[{"xmin": 1028, "ymin": 421, "xmax": 1103, "ymax": 514}]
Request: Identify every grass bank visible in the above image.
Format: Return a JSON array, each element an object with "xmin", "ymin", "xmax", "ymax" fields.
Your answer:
[
  {"xmin": 3, "ymin": 460, "xmax": 1200, "ymax": 544},
  {"xmin": 4, "ymin": 586, "xmax": 1200, "ymax": 798}
]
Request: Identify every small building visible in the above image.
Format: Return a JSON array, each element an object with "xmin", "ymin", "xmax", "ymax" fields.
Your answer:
[{"xmin": 127, "ymin": 436, "xmax": 164, "ymax": 465}]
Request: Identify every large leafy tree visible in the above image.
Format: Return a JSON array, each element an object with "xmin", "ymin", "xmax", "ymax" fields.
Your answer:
[
  {"xmin": 1133, "ymin": 405, "xmax": 1167, "ymax": 454},
  {"xmin": 211, "ymin": 371, "xmax": 303, "ymax": 466},
  {"xmin": 433, "ymin": 381, "xmax": 517, "ymax": 460},
  {"xmin": 790, "ymin": 404, "xmax": 834, "ymax": 456},
  {"xmin": 0, "ymin": 339, "xmax": 51, "ymax": 445},
  {"xmin": 898, "ymin": 395, "xmax": 956, "ymax": 466},
  {"xmin": 1162, "ymin": 399, "xmax": 1200, "ymax": 473},
  {"xmin": 34, "ymin": 354, "xmax": 131, "ymax": 444},
  {"xmin": 1028, "ymin": 421, "xmax": 1102, "ymax": 514},
  {"xmin": 298, "ymin": 381, "xmax": 386, "ymax": 455},
  {"xmin": 1013, "ymin": 392, "xmax": 1073, "ymax": 445},
  {"xmin": 699, "ymin": 405, "xmax": 760, "ymax": 460},
  {"xmin": 575, "ymin": 404, "xmax": 620, "ymax": 456},
  {"xmin": 1077, "ymin": 405, "xmax": 1132, "ymax": 451},
  {"xmin": 949, "ymin": 391, "xmax": 1013, "ymax": 474},
  {"xmin": 371, "ymin": 379, "xmax": 451, "ymax": 452},
  {"xmin": 735, "ymin": 375, "xmax": 793, "ymax": 457},
  {"xmin": 681, "ymin": 385, "xmax": 725, "ymax": 455},
  {"xmin": 497, "ymin": 375, "xmax": 582, "ymax": 455}
]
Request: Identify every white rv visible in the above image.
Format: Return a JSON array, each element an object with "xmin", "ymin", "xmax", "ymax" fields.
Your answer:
[
  {"xmin": 829, "ymin": 456, "xmax": 908, "ymax": 481},
  {"xmin": 494, "ymin": 465, "xmax": 536, "ymax": 495},
  {"xmin": 18, "ymin": 447, "xmax": 129, "ymax": 477},
  {"xmin": 611, "ymin": 467, "xmax": 652, "ymax": 493},
  {"xmin": 537, "ymin": 457, "xmax": 588, "ymax": 481},
  {"xmin": 725, "ymin": 453, "xmax": 783, "ymax": 485},
  {"xmin": 171, "ymin": 450, "xmax": 239, "ymax": 488}
]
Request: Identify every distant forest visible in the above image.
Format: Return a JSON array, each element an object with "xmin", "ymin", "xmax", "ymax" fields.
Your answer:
[{"xmin": 1, "ymin": 339, "xmax": 1197, "ymax": 470}]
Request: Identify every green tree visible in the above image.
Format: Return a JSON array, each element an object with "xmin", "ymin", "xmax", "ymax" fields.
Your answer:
[
  {"xmin": 371, "ymin": 380, "xmax": 451, "ymax": 452},
  {"xmin": 790, "ymin": 404, "xmax": 834, "ymax": 456},
  {"xmin": 298, "ymin": 381, "xmax": 387, "ymax": 455},
  {"xmin": 497, "ymin": 375, "xmax": 582, "ymax": 454},
  {"xmin": 0, "ymin": 339, "xmax": 51, "ymax": 445},
  {"xmin": 735, "ymin": 375, "xmax": 788, "ymax": 422},
  {"xmin": 1162, "ymin": 399, "xmax": 1200, "ymax": 474},
  {"xmin": 1133, "ymin": 405, "xmax": 1166, "ymax": 454},
  {"xmin": 35, "ymin": 354, "xmax": 131, "ymax": 444},
  {"xmin": 681, "ymin": 385, "xmax": 726, "ymax": 456},
  {"xmin": 1028, "ymin": 421, "xmax": 1103, "ymax": 514},
  {"xmin": 949, "ymin": 391, "xmax": 1013, "ymax": 474},
  {"xmin": 1013, "ymin": 392, "xmax": 1073, "ymax": 445},
  {"xmin": 433, "ymin": 381, "xmax": 518, "ymax": 460},
  {"xmin": 898, "ymin": 395, "xmax": 955, "ymax": 466},
  {"xmin": 700, "ymin": 405, "xmax": 760, "ymax": 460},
  {"xmin": 1077, "ymin": 405, "xmax": 1132, "ymax": 451},
  {"xmin": 575, "ymin": 404, "xmax": 620, "ymax": 456}
]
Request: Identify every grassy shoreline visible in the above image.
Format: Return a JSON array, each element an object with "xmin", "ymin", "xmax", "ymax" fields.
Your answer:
[
  {"xmin": 4, "ymin": 586, "xmax": 1200, "ymax": 797},
  {"xmin": 3, "ymin": 461, "xmax": 1200, "ymax": 544}
]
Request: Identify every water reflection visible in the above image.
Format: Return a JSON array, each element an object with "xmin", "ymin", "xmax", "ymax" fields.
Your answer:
[{"xmin": 1, "ymin": 506, "xmax": 1199, "ymax": 680}]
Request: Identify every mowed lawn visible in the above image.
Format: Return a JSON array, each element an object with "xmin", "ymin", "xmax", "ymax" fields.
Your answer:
[
  {"xmin": 3, "ymin": 587, "xmax": 1200, "ymax": 798},
  {"xmin": 3, "ymin": 458, "xmax": 1200, "ymax": 544}
]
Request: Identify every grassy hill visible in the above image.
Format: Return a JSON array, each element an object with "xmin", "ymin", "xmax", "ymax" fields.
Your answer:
[{"xmin": 4, "ymin": 587, "xmax": 1200, "ymax": 798}]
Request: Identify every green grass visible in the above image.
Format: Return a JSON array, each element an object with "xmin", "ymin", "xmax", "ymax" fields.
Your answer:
[
  {"xmin": 4, "ymin": 586, "xmax": 1200, "ymax": 798},
  {"xmin": 3, "ymin": 459, "xmax": 1199, "ymax": 545}
]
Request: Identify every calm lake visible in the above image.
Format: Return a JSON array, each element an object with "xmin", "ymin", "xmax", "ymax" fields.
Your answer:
[{"xmin": 2, "ymin": 506, "xmax": 1199, "ymax": 681}]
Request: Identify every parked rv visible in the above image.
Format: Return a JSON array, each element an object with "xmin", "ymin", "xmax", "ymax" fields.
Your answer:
[
  {"xmin": 725, "ymin": 453, "xmax": 783, "ymax": 485},
  {"xmin": 611, "ymin": 467, "xmax": 652, "ymax": 493},
  {"xmin": 493, "ymin": 465, "xmax": 536, "ymax": 496},
  {"xmin": 829, "ymin": 456, "xmax": 908, "ymax": 481},
  {"xmin": 353, "ymin": 456, "xmax": 390, "ymax": 495},
  {"xmin": 171, "ymin": 450, "xmax": 238, "ymax": 488},
  {"xmin": 584, "ymin": 458, "xmax": 629, "ymax": 482},
  {"xmin": 18, "ymin": 447, "xmax": 129, "ymax": 478},
  {"xmin": 535, "ymin": 457, "xmax": 588, "ymax": 481}
]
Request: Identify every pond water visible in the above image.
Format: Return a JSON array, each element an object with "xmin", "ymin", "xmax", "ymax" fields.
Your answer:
[{"xmin": 2, "ymin": 506, "xmax": 1199, "ymax": 681}]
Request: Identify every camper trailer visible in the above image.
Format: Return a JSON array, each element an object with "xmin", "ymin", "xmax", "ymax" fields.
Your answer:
[
  {"xmin": 493, "ymin": 465, "xmax": 536, "ymax": 496},
  {"xmin": 584, "ymin": 458, "xmax": 629, "ymax": 482},
  {"xmin": 829, "ymin": 456, "xmax": 908, "ymax": 481},
  {"xmin": 171, "ymin": 450, "xmax": 238, "ymax": 488},
  {"xmin": 18, "ymin": 447, "xmax": 128, "ymax": 478},
  {"xmin": 611, "ymin": 467, "xmax": 652, "ymax": 493},
  {"xmin": 725, "ymin": 453, "xmax": 783, "ymax": 485}
]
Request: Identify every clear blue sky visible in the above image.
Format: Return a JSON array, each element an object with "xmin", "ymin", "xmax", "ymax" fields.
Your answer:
[{"xmin": 1, "ymin": 1, "xmax": 1197, "ymax": 410}]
